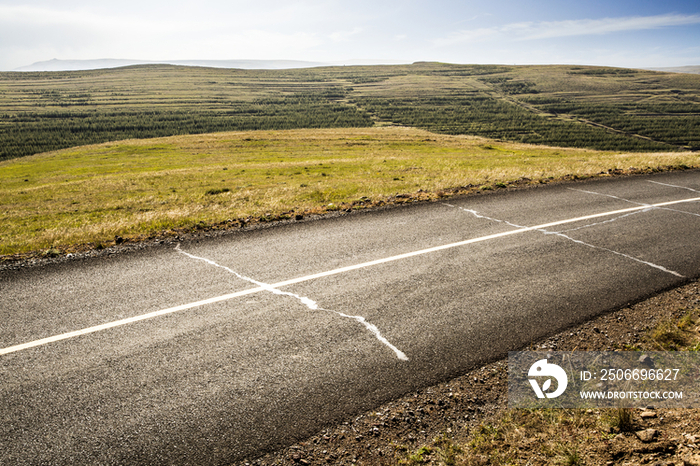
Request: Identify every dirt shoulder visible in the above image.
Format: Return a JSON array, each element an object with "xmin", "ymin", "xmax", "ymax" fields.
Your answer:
[{"xmin": 249, "ymin": 279, "xmax": 700, "ymax": 466}]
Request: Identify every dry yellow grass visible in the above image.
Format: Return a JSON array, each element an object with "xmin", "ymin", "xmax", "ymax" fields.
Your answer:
[{"xmin": 1, "ymin": 126, "xmax": 698, "ymax": 256}]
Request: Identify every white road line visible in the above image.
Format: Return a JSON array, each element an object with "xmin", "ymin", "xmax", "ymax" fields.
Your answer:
[
  {"xmin": 2, "ymin": 195, "xmax": 699, "ymax": 356},
  {"xmin": 570, "ymin": 187, "xmax": 700, "ymax": 218},
  {"xmin": 544, "ymin": 231, "xmax": 684, "ymax": 277},
  {"xmin": 0, "ymin": 287, "xmax": 265, "ymax": 356},
  {"xmin": 647, "ymin": 180, "xmax": 700, "ymax": 193},
  {"xmin": 559, "ymin": 209, "xmax": 650, "ymax": 233},
  {"xmin": 175, "ymin": 245, "xmax": 408, "ymax": 361},
  {"xmin": 448, "ymin": 203, "xmax": 685, "ymax": 278}
]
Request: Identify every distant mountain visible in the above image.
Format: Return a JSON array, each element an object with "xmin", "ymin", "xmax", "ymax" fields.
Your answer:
[
  {"xmin": 14, "ymin": 58, "xmax": 331, "ymax": 72},
  {"xmin": 647, "ymin": 65, "xmax": 700, "ymax": 74}
]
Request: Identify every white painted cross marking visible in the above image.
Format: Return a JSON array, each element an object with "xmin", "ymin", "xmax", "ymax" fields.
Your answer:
[
  {"xmin": 446, "ymin": 191, "xmax": 688, "ymax": 278},
  {"xmin": 175, "ymin": 245, "xmax": 409, "ymax": 361},
  {"xmin": 446, "ymin": 204, "xmax": 684, "ymax": 277},
  {"xmin": 2, "ymin": 195, "xmax": 699, "ymax": 356},
  {"xmin": 570, "ymin": 187, "xmax": 700, "ymax": 219}
]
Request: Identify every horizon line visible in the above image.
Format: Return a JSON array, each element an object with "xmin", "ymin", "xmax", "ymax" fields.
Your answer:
[{"xmin": 7, "ymin": 58, "xmax": 700, "ymax": 73}]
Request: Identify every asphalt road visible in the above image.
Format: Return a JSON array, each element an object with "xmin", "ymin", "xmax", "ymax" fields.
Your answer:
[{"xmin": 2, "ymin": 170, "xmax": 699, "ymax": 465}]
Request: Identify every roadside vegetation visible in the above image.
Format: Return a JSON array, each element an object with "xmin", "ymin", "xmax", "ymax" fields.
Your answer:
[
  {"xmin": 392, "ymin": 307, "xmax": 700, "ymax": 466},
  {"xmin": 1, "ymin": 126, "xmax": 697, "ymax": 257}
]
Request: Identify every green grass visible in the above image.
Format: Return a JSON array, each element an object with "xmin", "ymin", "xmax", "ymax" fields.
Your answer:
[
  {"xmin": 607, "ymin": 407, "xmax": 635, "ymax": 433},
  {"xmin": 352, "ymin": 64, "xmax": 700, "ymax": 151},
  {"xmin": 2, "ymin": 63, "xmax": 700, "ymax": 161},
  {"xmin": 643, "ymin": 309, "xmax": 700, "ymax": 351},
  {"xmin": 1, "ymin": 126, "xmax": 698, "ymax": 256}
]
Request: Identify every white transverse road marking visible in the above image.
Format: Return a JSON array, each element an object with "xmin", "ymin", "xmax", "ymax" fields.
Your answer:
[
  {"xmin": 174, "ymin": 245, "xmax": 408, "ymax": 361},
  {"xmin": 446, "ymin": 204, "xmax": 684, "ymax": 278},
  {"xmin": 570, "ymin": 187, "xmax": 700, "ymax": 219},
  {"xmin": 2, "ymin": 195, "xmax": 699, "ymax": 356},
  {"xmin": 647, "ymin": 180, "xmax": 700, "ymax": 194}
]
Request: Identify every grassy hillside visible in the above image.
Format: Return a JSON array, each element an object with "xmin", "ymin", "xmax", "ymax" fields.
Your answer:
[
  {"xmin": 1, "ymin": 63, "xmax": 699, "ymax": 161},
  {"xmin": 1, "ymin": 63, "xmax": 699, "ymax": 256},
  {"xmin": 1, "ymin": 126, "xmax": 697, "ymax": 256}
]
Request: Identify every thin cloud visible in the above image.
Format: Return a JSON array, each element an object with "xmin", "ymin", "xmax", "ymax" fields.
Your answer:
[
  {"xmin": 524, "ymin": 14, "xmax": 700, "ymax": 40},
  {"xmin": 435, "ymin": 13, "xmax": 700, "ymax": 46}
]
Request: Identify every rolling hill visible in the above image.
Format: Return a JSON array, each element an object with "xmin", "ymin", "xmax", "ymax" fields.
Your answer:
[{"xmin": 1, "ymin": 62, "xmax": 699, "ymax": 162}]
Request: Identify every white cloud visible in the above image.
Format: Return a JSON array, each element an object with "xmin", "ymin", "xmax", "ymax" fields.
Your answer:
[
  {"xmin": 1, "ymin": 2, "xmax": 698, "ymax": 70},
  {"xmin": 524, "ymin": 14, "xmax": 700, "ymax": 40},
  {"xmin": 434, "ymin": 13, "xmax": 700, "ymax": 46}
]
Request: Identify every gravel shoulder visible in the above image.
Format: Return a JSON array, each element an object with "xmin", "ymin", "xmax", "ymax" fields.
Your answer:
[{"xmin": 250, "ymin": 279, "xmax": 700, "ymax": 466}]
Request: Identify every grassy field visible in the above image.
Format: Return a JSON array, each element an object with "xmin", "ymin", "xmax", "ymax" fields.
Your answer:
[
  {"xmin": 2, "ymin": 63, "xmax": 700, "ymax": 160},
  {"xmin": 1, "ymin": 63, "xmax": 699, "ymax": 256},
  {"xmin": 1, "ymin": 126, "xmax": 697, "ymax": 256}
]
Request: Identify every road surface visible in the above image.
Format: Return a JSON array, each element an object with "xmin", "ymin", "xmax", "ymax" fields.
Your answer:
[{"xmin": 1, "ymin": 170, "xmax": 699, "ymax": 464}]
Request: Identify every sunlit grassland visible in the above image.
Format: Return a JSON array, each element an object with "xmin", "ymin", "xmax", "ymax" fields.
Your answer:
[
  {"xmin": 3, "ymin": 63, "xmax": 700, "ymax": 161},
  {"xmin": 1, "ymin": 126, "xmax": 698, "ymax": 256}
]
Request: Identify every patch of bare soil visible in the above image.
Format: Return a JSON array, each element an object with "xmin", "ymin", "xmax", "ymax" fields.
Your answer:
[{"xmin": 249, "ymin": 280, "xmax": 700, "ymax": 466}]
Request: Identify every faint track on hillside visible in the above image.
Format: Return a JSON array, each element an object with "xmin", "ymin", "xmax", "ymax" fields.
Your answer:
[{"xmin": 483, "ymin": 82, "xmax": 682, "ymax": 150}]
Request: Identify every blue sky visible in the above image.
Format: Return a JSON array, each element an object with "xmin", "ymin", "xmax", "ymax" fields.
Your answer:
[{"xmin": 1, "ymin": 0, "xmax": 699, "ymax": 70}]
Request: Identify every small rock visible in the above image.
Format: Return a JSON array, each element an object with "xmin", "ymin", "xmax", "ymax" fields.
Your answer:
[
  {"xmin": 636, "ymin": 428, "xmax": 658, "ymax": 443},
  {"xmin": 641, "ymin": 411, "xmax": 657, "ymax": 419},
  {"xmin": 639, "ymin": 354, "xmax": 655, "ymax": 367}
]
